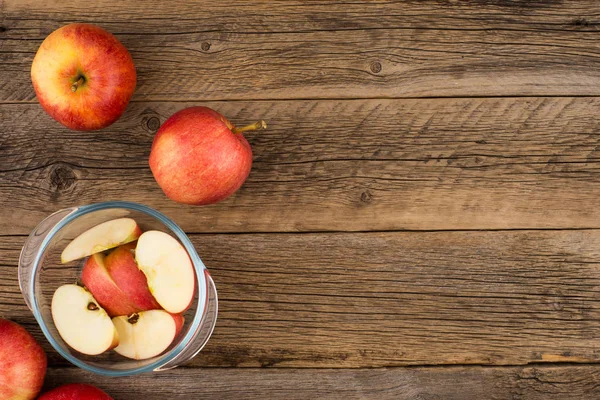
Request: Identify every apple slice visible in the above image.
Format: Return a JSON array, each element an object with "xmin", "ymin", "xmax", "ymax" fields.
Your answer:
[
  {"xmin": 61, "ymin": 218, "xmax": 141, "ymax": 264},
  {"xmin": 51, "ymin": 284, "xmax": 119, "ymax": 355},
  {"xmin": 81, "ymin": 253, "xmax": 140, "ymax": 317},
  {"xmin": 112, "ymin": 310, "xmax": 184, "ymax": 360},
  {"xmin": 104, "ymin": 243, "xmax": 161, "ymax": 312},
  {"xmin": 135, "ymin": 231, "xmax": 195, "ymax": 314}
]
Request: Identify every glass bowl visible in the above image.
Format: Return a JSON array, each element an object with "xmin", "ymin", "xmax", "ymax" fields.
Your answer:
[{"xmin": 18, "ymin": 201, "xmax": 218, "ymax": 376}]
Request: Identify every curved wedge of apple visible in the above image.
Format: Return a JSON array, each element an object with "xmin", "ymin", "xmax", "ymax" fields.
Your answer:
[
  {"xmin": 51, "ymin": 285, "xmax": 119, "ymax": 355},
  {"xmin": 112, "ymin": 310, "xmax": 184, "ymax": 360},
  {"xmin": 61, "ymin": 218, "xmax": 142, "ymax": 264},
  {"xmin": 104, "ymin": 243, "xmax": 161, "ymax": 312},
  {"xmin": 135, "ymin": 231, "xmax": 195, "ymax": 314},
  {"xmin": 81, "ymin": 253, "xmax": 140, "ymax": 317}
]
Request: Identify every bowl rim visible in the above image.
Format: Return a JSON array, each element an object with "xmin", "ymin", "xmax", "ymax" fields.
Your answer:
[{"xmin": 30, "ymin": 201, "xmax": 208, "ymax": 376}]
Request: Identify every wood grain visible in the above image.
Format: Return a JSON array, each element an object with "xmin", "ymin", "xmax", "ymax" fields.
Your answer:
[
  {"xmin": 1, "ymin": 98, "xmax": 600, "ymax": 234},
  {"xmin": 43, "ymin": 365, "xmax": 600, "ymax": 400},
  {"xmin": 2, "ymin": 1, "xmax": 600, "ymax": 101},
  {"xmin": 4, "ymin": 230, "xmax": 600, "ymax": 367}
]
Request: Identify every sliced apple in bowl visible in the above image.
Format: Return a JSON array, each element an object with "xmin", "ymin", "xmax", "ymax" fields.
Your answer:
[
  {"xmin": 112, "ymin": 310, "xmax": 184, "ymax": 360},
  {"xmin": 61, "ymin": 218, "xmax": 141, "ymax": 264},
  {"xmin": 135, "ymin": 231, "xmax": 195, "ymax": 314},
  {"xmin": 51, "ymin": 284, "xmax": 119, "ymax": 355},
  {"xmin": 82, "ymin": 244, "xmax": 161, "ymax": 317}
]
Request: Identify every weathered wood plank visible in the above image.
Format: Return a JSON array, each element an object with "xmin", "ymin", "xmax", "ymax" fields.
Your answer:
[
  {"xmin": 2, "ymin": 1, "xmax": 600, "ymax": 101},
  {"xmin": 1, "ymin": 98, "xmax": 600, "ymax": 234},
  {"xmin": 42, "ymin": 365, "xmax": 600, "ymax": 400},
  {"xmin": 7, "ymin": 0, "xmax": 599, "ymax": 34},
  {"xmin": 3, "ymin": 230, "xmax": 600, "ymax": 367}
]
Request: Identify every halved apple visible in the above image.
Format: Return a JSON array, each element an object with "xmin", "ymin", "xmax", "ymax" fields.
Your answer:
[
  {"xmin": 81, "ymin": 253, "xmax": 140, "ymax": 317},
  {"xmin": 112, "ymin": 310, "xmax": 184, "ymax": 360},
  {"xmin": 61, "ymin": 218, "xmax": 142, "ymax": 264},
  {"xmin": 135, "ymin": 231, "xmax": 195, "ymax": 314},
  {"xmin": 51, "ymin": 284, "xmax": 119, "ymax": 355},
  {"xmin": 104, "ymin": 243, "xmax": 161, "ymax": 312}
]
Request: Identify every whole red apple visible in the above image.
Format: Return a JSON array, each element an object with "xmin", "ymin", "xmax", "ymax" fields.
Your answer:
[
  {"xmin": 39, "ymin": 384, "xmax": 113, "ymax": 400},
  {"xmin": 0, "ymin": 319, "xmax": 47, "ymax": 400},
  {"xmin": 149, "ymin": 106, "xmax": 266, "ymax": 205},
  {"xmin": 31, "ymin": 23, "xmax": 136, "ymax": 131}
]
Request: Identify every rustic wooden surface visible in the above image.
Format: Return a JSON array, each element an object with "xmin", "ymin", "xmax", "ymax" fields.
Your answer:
[{"xmin": 2, "ymin": 0, "xmax": 600, "ymax": 398}]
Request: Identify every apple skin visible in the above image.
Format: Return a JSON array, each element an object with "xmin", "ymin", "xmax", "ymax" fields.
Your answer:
[
  {"xmin": 0, "ymin": 319, "xmax": 47, "ymax": 400},
  {"xmin": 31, "ymin": 23, "xmax": 136, "ymax": 131},
  {"xmin": 38, "ymin": 384, "xmax": 113, "ymax": 400},
  {"xmin": 104, "ymin": 243, "xmax": 161, "ymax": 312},
  {"xmin": 172, "ymin": 313, "xmax": 185, "ymax": 337},
  {"xmin": 149, "ymin": 106, "xmax": 253, "ymax": 205},
  {"xmin": 81, "ymin": 253, "xmax": 140, "ymax": 317}
]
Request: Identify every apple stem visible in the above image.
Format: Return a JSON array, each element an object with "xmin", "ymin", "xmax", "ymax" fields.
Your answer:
[
  {"xmin": 232, "ymin": 120, "xmax": 267, "ymax": 134},
  {"xmin": 71, "ymin": 76, "xmax": 85, "ymax": 93}
]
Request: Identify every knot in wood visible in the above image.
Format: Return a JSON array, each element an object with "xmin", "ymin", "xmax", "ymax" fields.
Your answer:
[
  {"xmin": 370, "ymin": 61, "xmax": 382, "ymax": 74},
  {"xmin": 572, "ymin": 17, "xmax": 589, "ymax": 27},
  {"xmin": 50, "ymin": 164, "xmax": 76, "ymax": 192},
  {"xmin": 145, "ymin": 116, "xmax": 161, "ymax": 132},
  {"xmin": 361, "ymin": 190, "xmax": 373, "ymax": 203},
  {"xmin": 201, "ymin": 42, "xmax": 211, "ymax": 51}
]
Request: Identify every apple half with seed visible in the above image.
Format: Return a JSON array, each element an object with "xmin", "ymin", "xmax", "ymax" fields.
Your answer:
[
  {"xmin": 61, "ymin": 218, "xmax": 141, "ymax": 264},
  {"xmin": 112, "ymin": 310, "xmax": 184, "ymax": 360},
  {"xmin": 52, "ymin": 284, "xmax": 119, "ymax": 355},
  {"xmin": 136, "ymin": 231, "xmax": 195, "ymax": 314}
]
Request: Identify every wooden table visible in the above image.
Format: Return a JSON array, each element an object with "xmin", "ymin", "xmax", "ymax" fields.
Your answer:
[{"xmin": 2, "ymin": 1, "xmax": 600, "ymax": 398}]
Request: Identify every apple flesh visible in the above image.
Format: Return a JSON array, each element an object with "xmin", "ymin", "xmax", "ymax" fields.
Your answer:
[
  {"xmin": 135, "ymin": 230, "xmax": 195, "ymax": 314},
  {"xmin": 31, "ymin": 23, "xmax": 136, "ymax": 131},
  {"xmin": 104, "ymin": 243, "xmax": 161, "ymax": 311},
  {"xmin": 81, "ymin": 252, "xmax": 140, "ymax": 317},
  {"xmin": 112, "ymin": 310, "xmax": 184, "ymax": 360},
  {"xmin": 61, "ymin": 217, "xmax": 141, "ymax": 263},
  {"xmin": 39, "ymin": 384, "xmax": 113, "ymax": 400},
  {"xmin": 0, "ymin": 319, "xmax": 47, "ymax": 400},
  {"xmin": 149, "ymin": 106, "xmax": 266, "ymax": 205},
  {"xmin": 51, "ymin": 284, "xmax": 119, "ymax": 355}
]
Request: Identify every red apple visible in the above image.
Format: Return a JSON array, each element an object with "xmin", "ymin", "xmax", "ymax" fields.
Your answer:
[
  {"xmin": 0, "ymin": 319, "xmax": 47, "ymax": 400},
  {"xmin": 39, "ymin": 384, "xmax": 113, "ymax": 400},
  {"xmin": 149, "ymin": 106, "xmax": 266, "ymax": 205},
  {"xmin": 104, "ymin": 243, "xmax": 161, "ymax": 312},
  {"xmin": 31, "ymin": 23, "xmax": 136, "ymax": 131}
]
